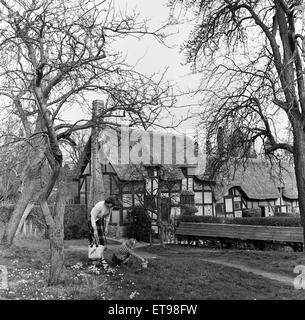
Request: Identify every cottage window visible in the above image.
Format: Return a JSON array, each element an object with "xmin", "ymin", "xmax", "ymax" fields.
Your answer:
[
  {"xmin": 225, "ymin": 198, "xmax": 233, "ymax": 213},
  {"xmin": 195, "ymin": 192, "xmax": 203, "ymax": 204},
  {"xmin": 203, "ymin": 191, "xmax": 213, "ymax": 204}
]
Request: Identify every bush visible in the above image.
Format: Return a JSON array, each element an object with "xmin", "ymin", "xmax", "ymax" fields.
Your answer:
[
  {"xmin": 180, "ymin": 204, "xmax": 198, "ymax": 215},
  {"xmin": 64, "ymin": 204, "xmax": 88, "ymax": 239},
  {"xmin": 127, "ymin": 206, "xmax": 152, "ymax": 242},
  {"xmin": 228, "ymin": 217, "xmax": 301, "ymax": 227},
  {"xmin": 27, "ymin": 204, "xmax": 87, "ymax": 239},
  {"xmin": 0, "ymin": 205, "xmax": 14, "ymax": 223},
  {"xmin": 242, "ymin": 208, "xmax": 262, "ymax": 217},
  {"xmin": 178, "ymin": 215, "xmax": 225, "ymax": 224},
  {"xmin": 177, "ymin": 215, "xmax": 301, "ymax": 227}
]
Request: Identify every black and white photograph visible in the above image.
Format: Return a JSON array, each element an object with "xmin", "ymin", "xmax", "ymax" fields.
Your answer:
[{"xmin": 0, "ymin": 0, "xmax": 305, "ymax": 308}]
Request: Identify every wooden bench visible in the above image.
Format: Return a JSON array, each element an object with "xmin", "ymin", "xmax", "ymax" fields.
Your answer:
[{"xmin": 175, "ymin": 222, "xmax": 304, "ymax": 251}]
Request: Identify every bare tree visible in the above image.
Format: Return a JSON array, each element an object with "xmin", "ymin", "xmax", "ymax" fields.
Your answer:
[
  {"xmin": 0, "ymin": 0, "xmax": 174, "ymax": 284},
  {"xmin": 169, "ymin": 0, "xmax": 305, "ymax": 245},
  {"xmin": 61, "ymin": 130, "xmax": 90, "ymax": 168}
]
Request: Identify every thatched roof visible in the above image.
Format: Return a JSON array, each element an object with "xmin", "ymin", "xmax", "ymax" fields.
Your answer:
[
  {"xmin": 100, "ymin": 128, "xmax": 198, "ymax": 167},
  {"xmin": 76, "ymin": 128, "xmax": 193, "ymax": 181},
  {"xmin": 111, "ymin": 164, "xmax": 144, "ymax": 181},
  {"xmin": 212, "ymin": 159, "xmax": 298, "ymax": 201},
  {"xmin": 111, "ymin": 163, "xmax": 185, "ymax": 181}
]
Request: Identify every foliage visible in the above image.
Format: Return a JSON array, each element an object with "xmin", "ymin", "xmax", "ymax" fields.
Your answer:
[
  {"xmin": 180, "ymin": 204, "xmax": 198, "ymax": 215},
  {"xmin": 63, "ymin": 205, "xmax": 88, "ymax": 240},
  {"xmin": 30, "ymin": 204, "xmax": 87, "ymax": 240},
  {"xmin": 229, "ymin": 217, "xmax": 301, "ymax": 227},
  {"xmin": 242, "ymin": 208, "xmax": 263, "ymax": 218},
  {"xmin": 0, "ymin": 204, "xmax": 14, "ymax": 223},
  {"xmin": 127, "ymin": 206, "xmax": 152, "ymax": 242},
  {"xmin": 178, "ymin": 215, "xmax": 225, "ymax": 224}
]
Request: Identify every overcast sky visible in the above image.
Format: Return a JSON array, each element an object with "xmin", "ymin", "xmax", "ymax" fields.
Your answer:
[{"xmin": 64, "ymin": 0, "xmax": 202, "ymax": 135}]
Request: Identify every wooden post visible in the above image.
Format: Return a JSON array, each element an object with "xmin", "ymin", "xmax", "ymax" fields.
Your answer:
[
  {"xmin": 88, "ymin": 100, "xmax": 106, "ymax": 212},
  {"xmin": 156, "ymin": 167, "xmax": 164, "ymax": 247}
]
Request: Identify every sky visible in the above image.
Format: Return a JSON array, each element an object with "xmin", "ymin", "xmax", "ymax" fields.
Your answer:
[{"xmin": 63, "ymin": 0, "xmax": 202, "ymax": 135}]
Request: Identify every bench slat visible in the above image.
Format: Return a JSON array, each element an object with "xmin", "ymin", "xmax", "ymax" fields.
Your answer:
[{"xmin": 175, "ymin": 222, "xmax": 304, "ymax": 243}]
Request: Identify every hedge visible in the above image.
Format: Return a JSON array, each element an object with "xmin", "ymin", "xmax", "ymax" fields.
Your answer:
[
  {"xmin": 127, "ymin": 206, "xmax": 152, "ymax": 242},
  {"xmin": 178, "ymin": 215, "xmax": 225, "ymax": 224},
  {"xmin": 177, "ymin": 215, "xmax": 302, "ymax": 227},
  {"xmin": 180, "ymin": 204, "xmax": 198, "ymax": 215},
  {"xmin": 0, "ymin": 204, "xmax": 87, "ymax": 239},
  {"xmin": 0, "ymin": 205, "xmax": 14, "ymax": 223},
  {"xmin": 29, "ymin": 204, "xmax": 88, "ymax": 239}
]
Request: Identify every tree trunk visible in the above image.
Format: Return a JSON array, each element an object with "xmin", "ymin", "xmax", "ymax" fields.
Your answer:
[
  {"xmin": 2, "ymin": 149, "xmax": 45, "ymax": 245},
  {"xmin": 15, "ymin": 202, "xmax": 35, "ymax": 236},
  {"xmin": 47, "ymin": 210, "xmax": 65, "ymax": 286},
  {"xmin": 40, "ymin": 172, "xmax": 67, "ymax": 285},
  {"xmin": 293, "ymin": 126, "xmax": 305, "ymax": 250}
]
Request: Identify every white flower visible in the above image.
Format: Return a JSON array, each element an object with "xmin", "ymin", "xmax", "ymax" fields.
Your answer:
[
  {"xmin": 129, "ymin": 291, "xmax": 139, "ymax": 299},
  {"xmin": 71, "ymin": 262, "xmax": 83, "ymax": 270}
]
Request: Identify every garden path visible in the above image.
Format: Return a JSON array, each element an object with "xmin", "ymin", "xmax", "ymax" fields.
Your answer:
[{"xmin": 200, "ymin": 258, "xmax": 294, "ymax": 286}]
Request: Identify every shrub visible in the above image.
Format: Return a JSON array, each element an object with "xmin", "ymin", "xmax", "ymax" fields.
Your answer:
[
  {"xmin": 64, "ymin": 204, "xmax": 87, "ymax": 239},
  {"xmin": 177, "ymin": 215, "xmax": 301, "ymax": 227},
  {"xmin": 26, "ymin": 204, "xmax": 87, "ymax": 239},
  {"xmin": 0, "ymin": 205, "xmax": 14, "ymax": 223},
  {"xmin": 127, "ymin": 206, "xmax": 152, "ymax": 242},
  {"xmin": 242, "ymin": 208, "xmax": 261, "ymax": 217},
  {"xmin": 228, "ymin": 217, "xmax": 301, "ymax": 227},
  {"xmin": 180, "ymin": 204, "xmax": 198, "ymax": 215},
  {"xmin": 178, "ymin": 215, "xmax": 225, "ymax": 224}
]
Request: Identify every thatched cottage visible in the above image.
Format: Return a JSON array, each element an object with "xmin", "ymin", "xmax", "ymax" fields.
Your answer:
[{"xmin": 211, "ymin": 159, "xmax": 299, "ymax": 218}]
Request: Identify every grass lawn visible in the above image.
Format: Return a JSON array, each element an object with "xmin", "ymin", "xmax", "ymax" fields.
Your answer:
[
  {"xmin": 1, "ymin": 238, "xmax": 305, "ymax": 300},
  {"xmin": 142, "ymin": 245, "xmax": 305, "ymax": 278}
]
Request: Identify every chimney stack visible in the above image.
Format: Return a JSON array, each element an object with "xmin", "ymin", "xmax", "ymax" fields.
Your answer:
[{"xmin": 217, "ymin": 126, "xmax": 224, "ymax": 154}]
